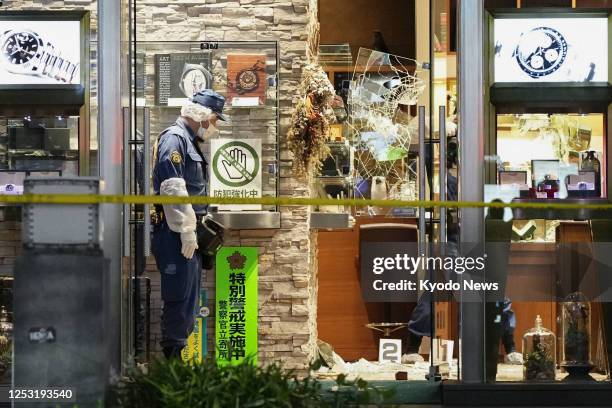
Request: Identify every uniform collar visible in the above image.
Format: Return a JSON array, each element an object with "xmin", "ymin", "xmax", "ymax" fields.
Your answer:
[{"xmin": 177, "ymin": 117, "xmax": 197, "ymax": 142}]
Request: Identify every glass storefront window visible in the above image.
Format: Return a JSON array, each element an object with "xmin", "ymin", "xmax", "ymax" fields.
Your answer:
[
  {"xmin": 0, "ymin": 8, "xmax": 99, "ymax": 389},
  {"xmin": 483, "ymin": 4, "xmax": 612, "ymax": 386},
  {"xmin": 486, "ymin": 111, "xmax": 611, "ymax": 383}
]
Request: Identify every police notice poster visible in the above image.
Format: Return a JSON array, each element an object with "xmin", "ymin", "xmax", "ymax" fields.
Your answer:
[
  {"xmin": 210, "ymin": 138, "xmax": 262, "ymax": 211},
  {"xmin": 216, "ymin": 247, "xmax": 258, "ymax": 366}
]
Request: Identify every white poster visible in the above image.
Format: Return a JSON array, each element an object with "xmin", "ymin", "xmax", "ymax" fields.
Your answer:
[
  {"xmin": 494, "ymin": 18, "xmax": 607, "ymax": 83},
  {"xmin": 210, "ymin": 138, "xmax": 262, "ymax": 211},
  {"xmin": 0, "ymin": 20, "xmax": 81, "ymax": 85}
]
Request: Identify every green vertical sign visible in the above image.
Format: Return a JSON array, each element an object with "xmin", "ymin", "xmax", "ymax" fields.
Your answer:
[
  {"xmin": 181, "ymin": 289, "xmax": 207, "ymax": 363},
  {"xmin": 216, "ymin": 247, "xmax": 258, "ymax": 365}
]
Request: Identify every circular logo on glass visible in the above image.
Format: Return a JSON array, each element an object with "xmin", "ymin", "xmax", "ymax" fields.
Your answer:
[{"xmin": 514, "ymin": 27, "xmax": 568, "ymax": 79}]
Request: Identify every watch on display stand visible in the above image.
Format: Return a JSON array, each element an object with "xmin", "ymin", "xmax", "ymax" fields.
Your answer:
[
  {"xmin": 0, "ymin": 29, "xmax": 79, "ymax": 83},
  {"xmin": 179, "ymin": 63, "xmax": 212, "ymax": 98}
]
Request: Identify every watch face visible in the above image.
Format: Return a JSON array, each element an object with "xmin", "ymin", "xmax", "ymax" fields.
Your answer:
[
  {"xmin": 514, "ymin": 27, "xmax": 568, "ymax": 79},
  {"xmin": 181, "ymin": 69, "xmax": 208, "ymax": 97},
  {"xmin": 237, "ymin": 69, "xmax": 259, "ymax": 92},
  {"xmin": 2, "ymin": 30, "xmax": 41, "ymax": 67}
]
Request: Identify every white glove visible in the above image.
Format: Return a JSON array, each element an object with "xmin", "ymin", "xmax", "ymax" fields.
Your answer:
[
  {"xmin": 160, "ymin": 178, "xmax": 198, "ymax": 259},
  {"xmin": 180, "ymin": 231, "xmax": 198, "ymax": 260}
]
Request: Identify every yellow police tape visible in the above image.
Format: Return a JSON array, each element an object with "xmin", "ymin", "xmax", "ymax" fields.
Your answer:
[{"xmin": 1, "ymin": 194, "xmax": 612, "ymax": 211}]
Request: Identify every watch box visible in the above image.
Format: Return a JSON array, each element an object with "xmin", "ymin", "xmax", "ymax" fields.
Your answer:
[
  {"xmin": 8, "ymin": 127, "xmax": 44, "ymax": 150},
  {"xmin": 44, "ymin": 128, "xmax": 71, "ymax": 151},
  {"xmin": 499, "ymin": 170, "xmax": 529, "ymax": 198},
  {"xmin": 499, "ymin": 170, "xmax": 528, "ymax": 187},
  {"xmin": 566, "ymin": 171, "xmax": 598, "ymax": 198}
]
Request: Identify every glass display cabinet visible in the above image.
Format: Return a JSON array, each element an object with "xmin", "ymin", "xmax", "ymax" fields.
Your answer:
[{"xmin": 496, "ymin": 113, "xmax": 606, "ymax": 202}]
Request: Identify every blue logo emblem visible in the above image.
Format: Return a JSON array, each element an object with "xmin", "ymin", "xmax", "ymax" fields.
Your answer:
[{"xmin": 514, "ymin": 27, "xmax": 568, "ymax": 79}]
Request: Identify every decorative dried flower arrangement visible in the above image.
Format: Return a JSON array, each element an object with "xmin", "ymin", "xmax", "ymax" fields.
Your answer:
[{"xmin": 286, "ymin": 0, "xmax": 336, "ymax": 177}]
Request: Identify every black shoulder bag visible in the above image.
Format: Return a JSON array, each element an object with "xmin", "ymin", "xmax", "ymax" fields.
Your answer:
[{"xmin": 197, "ymin": 217, "xmax": 225, "ymax": 269}]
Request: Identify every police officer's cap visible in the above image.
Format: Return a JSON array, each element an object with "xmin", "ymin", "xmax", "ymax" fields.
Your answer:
[{"xmin": 190, "ymin": 89, "xmax": 227, "ymax": 122}]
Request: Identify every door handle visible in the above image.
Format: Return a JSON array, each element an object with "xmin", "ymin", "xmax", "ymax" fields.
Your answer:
[
  {"xmin": 439, "ymin": 105, "xmax": 447, "ymax": 244},
  {"xmin": 418, "ymin": 105, "xmax": 426, "ymax": 255},
  {"xmin": 143, "ymin": 107, "xmax": 151, "ymax": 257}
]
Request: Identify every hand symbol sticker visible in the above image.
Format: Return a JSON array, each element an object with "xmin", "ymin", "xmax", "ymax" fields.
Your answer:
[
  {"xmin": 221, "ymin": 148, "xmax": 248, "ymax": 180},
  {"xmin": 212, "ymin": 141, "xmax": 260, "ymax": 188}
]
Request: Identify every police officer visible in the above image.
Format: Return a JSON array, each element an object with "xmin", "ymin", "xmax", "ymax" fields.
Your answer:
[{"xmin": 152, "ymin": 90, "xmax": 227, "ymax": 359}]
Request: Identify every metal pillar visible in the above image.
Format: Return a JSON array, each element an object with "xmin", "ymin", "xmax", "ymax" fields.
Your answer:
[
  {"xmin": 98, "ymin": 0, "xmax": 123, "ymax": 380},
  {"xmin": 457, "ymin": 0, "xmax": 485, "ymax": 382}
]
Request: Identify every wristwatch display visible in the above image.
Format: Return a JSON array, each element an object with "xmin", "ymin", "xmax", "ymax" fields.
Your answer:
[
  {"xmin": 179, "ymin": 63, "xmax": 212, "ymax": 98},
  {"xmin": 230, "ymin": 60, "xmax": 265, "ymax": 95},
  {"xmin": 0, "ymin": 29, "xmax": 79, "ymax": 83},
  {"xmin": 514, "ymin": 26, "xmax": 568, "ymax": 79}
]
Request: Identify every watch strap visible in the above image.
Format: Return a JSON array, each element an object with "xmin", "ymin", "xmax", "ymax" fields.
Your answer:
[{"xmin": 39, "ymin": 43, "xmax": 79, "ymax": 83}]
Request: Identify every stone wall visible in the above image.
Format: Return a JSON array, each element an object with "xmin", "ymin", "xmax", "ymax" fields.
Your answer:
[{"xmin": 2, "ymin": 0, "xmax": 318, "ymax": 372}]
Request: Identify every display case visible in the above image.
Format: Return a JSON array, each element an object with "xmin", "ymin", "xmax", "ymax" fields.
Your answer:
[
  {"xmin": 522, "ymin": 315, "xmax": 557, "ymax": 381},
  {"xmin": 496, "ymin": 113, "xmax": 606, "ymax": 200},
  {"xmin": 135, "ymin": 41, "xmax": 280, "ymax": 229},
  {"xmin": 561, "ymin": 292, "xmax": 593, "ymax": 379},
  {"xmin": 0, "ymin": 10, "xmax": 97, "ymax": 196},
  {"xmin": 0, "ymin": 116, "xmax": 79, "ymax": 175}
]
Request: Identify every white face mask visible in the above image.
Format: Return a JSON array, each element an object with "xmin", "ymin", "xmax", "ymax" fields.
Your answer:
[
  {"xmin": 197, "ymin": 123, "xmax": 206, "ymax": 140},
  {"xmin": 202, "ymin": 123, "xmax": 219, "ymax": 140}
]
